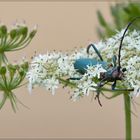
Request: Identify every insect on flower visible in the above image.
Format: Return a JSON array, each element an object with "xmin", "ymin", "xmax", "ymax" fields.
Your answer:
[{"xmin": 71, "ymin": 17, "xmax": 140, "ymax": 106}]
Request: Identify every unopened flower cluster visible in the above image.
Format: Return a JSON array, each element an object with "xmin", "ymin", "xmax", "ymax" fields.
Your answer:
[
  {"xmin": 27, "ymin": 29, "xmax": 140, "ymax": 100},
  {"xmin": 0, "ymin": 21, "xmax": 37, "ymax": 111}
]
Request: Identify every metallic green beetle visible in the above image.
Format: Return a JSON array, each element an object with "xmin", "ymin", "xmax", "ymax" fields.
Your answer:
[{"xmin": 72, "ymin": 17, "xmax": 140, "ymax": 106}]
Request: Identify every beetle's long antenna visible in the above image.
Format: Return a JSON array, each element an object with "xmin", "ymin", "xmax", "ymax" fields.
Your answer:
[
  {"xmin": 87, "ymin": 44, "xmax": 103, "ymax": 61},
  {"xmin": 118, "ymin": 16, "xmax": 140, "ymax": 71}
]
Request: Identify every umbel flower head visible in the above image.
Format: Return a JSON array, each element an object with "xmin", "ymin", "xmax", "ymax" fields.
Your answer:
[
  {"xmin": 0, "ymin": 22, "xmax": 37, "ymax": 65},
  {"xmin": 27, "ymin": 28, "xmax": 140, "ymax": 102},
  {"xmin": 93, "ymin": 29, "xmax": 140, "ymax": 97},
  {"xmin": 27, "ymin": 52, "xmax": 75, "ymax": 95},
  {"xmin": 0, "ymin": 21, "xmax": 37, "ymax": 112},
  {"xmin": 0, "ymin": 61, "xmax": 29, "ymax": 112}
]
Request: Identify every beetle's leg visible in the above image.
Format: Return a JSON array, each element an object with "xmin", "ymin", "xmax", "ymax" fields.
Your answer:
[
  {"xmin": 95, "ymin": 78, "xmax": 108, "ymax": 106},
  {"xmin": 113, "ymin": 88, "xmax": 134, "ymax": 92},
  {"xmin": 97, "ymin": 78, "xmax": 108, "ymax": 87},
  {"xmin": 68, "ymin": 77, "xmax": 81, "ymax": 80},
  {"xmin": 112, "ymin": 80, "xmax": 116, "ymax": 90},
  {"xmin": 87, "ymin": 44, "xmax": 103, "ymax": 61},
  {"xmin": 112, "ymin": 55, "xmax": 117, "ymax": 67},
  {"xmin": 60, "ymin": 78, "xmax": 78, "ymax": 88},
  {"xmin": 95, "ymin": 90, "xmax": 102, "ymax": 107}
]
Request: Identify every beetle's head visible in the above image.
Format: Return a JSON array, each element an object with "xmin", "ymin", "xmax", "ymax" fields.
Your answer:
[{"xmin": 112, "ymin": 66, "xmax": 126, "ymax": 80}]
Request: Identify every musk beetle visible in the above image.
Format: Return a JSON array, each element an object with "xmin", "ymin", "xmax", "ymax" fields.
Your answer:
[{"xmin": 71, "ymin": 17, "xmax": 140, "ymax": 106}]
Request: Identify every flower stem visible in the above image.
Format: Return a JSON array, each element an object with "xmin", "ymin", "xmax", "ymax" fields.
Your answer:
[{"xmin": 124, "ymin": 93, "xmax": 132, "ymax": 140}]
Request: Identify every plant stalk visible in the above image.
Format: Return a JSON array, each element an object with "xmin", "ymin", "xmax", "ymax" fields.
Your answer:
[{"xmin": 124, "ymin": 93, "xmax": 132, "ymax": 140}]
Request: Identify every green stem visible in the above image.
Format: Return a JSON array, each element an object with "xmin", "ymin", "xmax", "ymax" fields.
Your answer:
[{"xmin": 124, "ymin": 93, "xmax": 132, "ymax": 140}]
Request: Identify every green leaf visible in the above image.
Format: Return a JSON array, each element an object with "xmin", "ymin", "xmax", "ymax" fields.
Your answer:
[{"xmin": 97, "ymin": 10, "xmax": 107, "ymax": 27}]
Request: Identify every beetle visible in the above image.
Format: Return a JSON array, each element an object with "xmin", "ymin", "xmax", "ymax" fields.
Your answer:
[{"xmin": 71, "ymin": 17, "xmax": 140, "ymax": 106}]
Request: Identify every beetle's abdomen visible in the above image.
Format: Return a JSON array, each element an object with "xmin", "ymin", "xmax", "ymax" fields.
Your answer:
[{"xmin": 74, "ymin": 58, "xmax": 107, "ymax": 74}]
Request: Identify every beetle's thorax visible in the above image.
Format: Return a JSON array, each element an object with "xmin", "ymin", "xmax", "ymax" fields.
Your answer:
[{"xmin": 100, "ymin": 66, "xmax": 124, "ymax": 81}]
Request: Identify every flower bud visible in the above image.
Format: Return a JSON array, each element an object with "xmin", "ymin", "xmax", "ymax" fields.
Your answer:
[
  {"xmin": 7, "ymin": 64, "xmax": 16, "ymax": 72},
  {"xmin": 0, "ymin": 25, "xmax": 7, "ymax": 37},
  {"xmin": 18, "ymin": 68, "xmax": 25, "ymax": 77},
  {"xmin": 10, "ymin": 29, "xmax": 17, "ymax": 39},
  {"xmin": 7, "ymin": 64, "xmax": 16, "ymax": 79},
  {"xmin": 21, "ymin": 62, "xmax": 29, "ymax": 71},
  {"xmin": 19, "ymin": 26, "xmax": 28, "ymax": 36},
  {"xmin": 14, "ymin": 64, "xmax": 20, "ymax": 70},
  {"xmin": 29, "ymin": 30, "xmax": 37, "ymax": 38},
  {"xmin": 29, "ymin": 25, "xmax": 37, "ymax": 38},
  {"xmin": 0, "ymin": 66, "xmax": 6, "ymax": 75}
]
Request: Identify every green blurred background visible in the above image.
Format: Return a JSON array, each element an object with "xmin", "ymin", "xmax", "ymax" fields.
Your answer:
[{"xmin": 97, "ymin": 1, "xmax": 140, "ymax": 39}]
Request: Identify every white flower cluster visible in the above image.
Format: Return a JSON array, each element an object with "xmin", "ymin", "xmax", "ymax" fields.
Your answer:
[
  {"xmin": 27, "ymin": 52, "xmax": 76, "ymax": 95},
  {"xmin": 27, "ymin": 29, "xmax": 140, "ymax": 100},
  {"xmin": 27, "ymin": 51, "xmax": 106, "ymax": 99},
  {"xmin": 71, "ymin": 64, "xmax": 106, "ymax": 101},
  {"xmin": 94, "ymin": 29, "xmax": 140, "ymax": 97}
]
